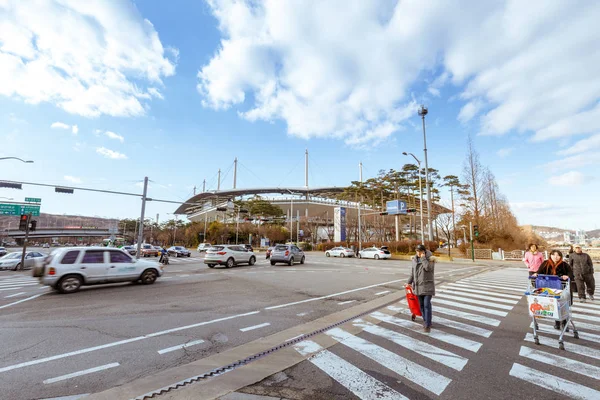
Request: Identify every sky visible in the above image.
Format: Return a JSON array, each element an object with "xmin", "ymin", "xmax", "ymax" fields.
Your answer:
[{"xmin": 1, "ymin": 0, "xmax": 599, "ymax": 230}]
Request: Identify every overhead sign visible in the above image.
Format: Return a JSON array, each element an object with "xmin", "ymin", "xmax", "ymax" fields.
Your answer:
[
  {"xmin": 0, "ymin": 203, "xmax": 41, "ymax": 216},
  {"xmin": 386, "ymin": 200, "xmax": 407, "ymax": 215},
  {"xmin": 25, "ymin": 197, "xmax": 42, "ymax": 203}
]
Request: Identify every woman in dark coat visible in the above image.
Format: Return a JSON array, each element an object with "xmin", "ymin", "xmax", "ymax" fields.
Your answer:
[
  {"xmin": 407, "ymin": 244, "xmax": 436, "ymax": 333},
  {"xmin": 533, "ymin": 250, "xmax": 574, "ymax": 330}
]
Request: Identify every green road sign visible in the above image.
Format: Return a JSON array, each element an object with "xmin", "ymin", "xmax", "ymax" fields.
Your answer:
[
  {"xmin": 0, "ymin": 203, "xmax": 41, "ymax": 216},
  {"xmin": 25, "ymin": 197, "xmax": 42, "ymax": 203}
]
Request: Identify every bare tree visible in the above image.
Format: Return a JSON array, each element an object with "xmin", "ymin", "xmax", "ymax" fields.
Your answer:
[{"xmin": 462, "ymin": 135, "xmax": 484, "ymax": 225}]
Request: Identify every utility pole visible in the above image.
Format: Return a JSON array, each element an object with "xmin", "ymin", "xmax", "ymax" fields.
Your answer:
[
  {"xmin": 297, "ymin": 209, "xmax": 300, "ymax": 243},
  {"xmin": 19, "ymin": 213, "xmax": 31, "ymax": 270},
  {"xmin": 305, "ymin": 149, "xmax": 309, "ymax": 188},
  {"xmin": 217, "ymin": 169, "xmax": 221, "ymax": 191},
  {"xmin": 193, "ymin": 186, "xmax": 196, "ymax": 196},
  {"xmin": 419, "ymin": 105, "xmax": 434, "ymax": 241},
  {"xmin": 469, "ymin": 221, "xmax": 474, "ymax": 262},
  {"xmin": 358, "ymin": 162, "xmax": 362, "ymax": 252},
  {"xmin": 204, "ymin": 213, "xmax": 208, "ymax": 243},
  {"xmin": 135, "ymin": 176, "xmax": 148, "ymax": 259},
  {"xmin": 233, "ymin": 158, "xmax": 237, "ymax": 189},
  {"xmin": 202, "ymin": 179, "xmax": 206, "ymax": 193}
]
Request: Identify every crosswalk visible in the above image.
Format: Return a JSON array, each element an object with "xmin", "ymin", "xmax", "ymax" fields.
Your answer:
[
  {"xmin": 509, "ymin": 271, "xmax": 600, "ymax": 400},
  {"xmin": 0, "ymin": 276, "xmax": 42, "ymax": 296},
  {"xmin": 290, "ymin": 267, "xmax": 528, "ymax": 398}
]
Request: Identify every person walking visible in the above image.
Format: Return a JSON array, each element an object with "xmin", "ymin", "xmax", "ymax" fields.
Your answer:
[
  {"xmin": 524, "ymin": 244, "xmax": 544, "ymax": 276},
  {"xmin": 569, "ymin": 245, "xmax": 595, "ymax": 303},
  {"xmin": 407, "ymin": 244, "xmax": 436, "ymax": 333},
  {"xmin": 534, "ymin": 250, "xmax": 573, "ymax": 329}
]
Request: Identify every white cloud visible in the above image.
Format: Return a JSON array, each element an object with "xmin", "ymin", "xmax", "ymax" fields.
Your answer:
[
  {"xmin": 199, "ymin": 0, "xmax": 600, "ymax": 145},
  {"xmin": 50, "ymin": 121, "xmax": 70, "ymax": 130},
  {"xmin": 72, "ymin": 125, "xmax": 78, "ymax": 135},
  {"xmin": 73, "ymin": 142, "xmax": 83, "ymax": 152},
  {"xmin": 64, "ymin": 175, "xmax": 82, "ymax": 184},
  {"xmin": 0, "ymin": 0, "xmax": 176, "ymax": 117},
  {"xmin": 496, "ymin": 147, "xmax": 514, "ymax": 158},
  {"xmin": 558, "ymin": 133, "xmax": 600, "ymax": 156},
  {"xmin": 96, "ymin": 147, "xmax": 127, "ymax": 160},
  {"xmin": 549, "ymin": 171, "xmax": 585, "ymax": 186},
  {"xmin": 104, "ymin": 131, "xmax": 125, "ymax": 143},
  {"xmin": 543, "ymin": 152, "xmax": 600, "ymax": 171}
]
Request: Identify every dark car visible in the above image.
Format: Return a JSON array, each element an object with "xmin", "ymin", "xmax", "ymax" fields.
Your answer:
[
  {"xmin": 0, "ymin": 247, "xmax": 7, "ymax": 257},
  {"xmin": 168, "ymin": 246, "xmax": 191, "ymax": 257},
  {"xmin": 243, "ymin": 244, "xmax": 254, "ymax": 252}
]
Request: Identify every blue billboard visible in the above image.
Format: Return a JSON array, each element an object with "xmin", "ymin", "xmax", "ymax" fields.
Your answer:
[{"xmin": 386, "ymin": 200, "xmax": 407, "ymax": 215}]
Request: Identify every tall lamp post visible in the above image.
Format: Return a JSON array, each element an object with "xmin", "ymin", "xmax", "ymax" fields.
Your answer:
[
  {"xmin": 418, "ymin": 105, "xmax": 434, "ymax": 241},
  {"xmin": 285, "ymin": 189, "xmax": 297, "ymax": 243},
  {"xmin": 403, "ymin": 152, "xmax": 425, "ymax": 245},
  {"xmin": 0, "ymin": 157, "xmax": 34, "ymax": 163}
]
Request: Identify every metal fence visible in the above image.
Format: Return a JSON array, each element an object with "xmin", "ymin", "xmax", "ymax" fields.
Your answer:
[
  {"xmin": 467, "ymin": 247, "xmax": 600, "ymax": 261},
  {"xmin": 466, "ymin": 248, "xmax": 493, "ymax": 260}
]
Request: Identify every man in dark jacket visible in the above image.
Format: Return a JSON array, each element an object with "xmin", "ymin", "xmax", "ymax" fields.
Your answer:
[
  {"xmin": 407, "ymin": 244, "xmax": 436, "ymax": 332},
  {"xmin": 569, "ymin": 245, "xmax": 595, "ymax": 302}
]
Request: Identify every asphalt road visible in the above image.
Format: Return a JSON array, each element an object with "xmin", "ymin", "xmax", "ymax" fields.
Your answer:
[{"xmin": 0, "ymin": 250, "xmax": 489, "ymax": 400}]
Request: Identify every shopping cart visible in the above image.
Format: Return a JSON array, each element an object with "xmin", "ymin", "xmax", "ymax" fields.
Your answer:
[{"xmin": 526, "ymin": 274, "xmax": 579, "ymax": 350}]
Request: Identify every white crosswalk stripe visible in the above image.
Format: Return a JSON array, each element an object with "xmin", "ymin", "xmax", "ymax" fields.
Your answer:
[{"xmin": 0, "ymin": 277, "xmax": 41, "ymax": 292}]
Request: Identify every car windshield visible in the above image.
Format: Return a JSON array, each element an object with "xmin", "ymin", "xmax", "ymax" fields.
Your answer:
[
  {"xmin": 275, "ymin": 245, "xmax": 288, "ymax": 251},
  {"xmin": 210, "ymin": 246, "xmax": 225, "ymax": 251}
]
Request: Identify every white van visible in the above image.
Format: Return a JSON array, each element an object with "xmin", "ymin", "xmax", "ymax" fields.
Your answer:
[{"xmin": 33, "ymin": 247, "xmax": 163, "ymax": 294}]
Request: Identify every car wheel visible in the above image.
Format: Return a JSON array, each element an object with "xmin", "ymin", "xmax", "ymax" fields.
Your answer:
[
  {"xmin": 270, "ymin": 261, "xmax": 276, "ymax": 266},
  {"xmin": 207, "ymin": 264, "xmax": 215, "ymax": 268},
  {"xmin": 140, "ymin": 269, "xmax": 158, "ymax": 284},
  {"xmin": 57, "ymin": 275, "xmax": 82, "ymax": 294},
  {"xmin": 340, "ymin": 253, "xmax": 345, "ymax": 258},
  {"xmin": 300, "ymin": 256, "xmax": 305, "ymax": 264},
  {"xmin": 374, "ymin": 254, "xmax": 380, "ymax": 260},
  {"xmin": 176, "ymin": 253, "xmax": 179, "ymax": 258},
  {"xmin": 187, "ymin": 254, "xmax": 191, "ymax": 257},
  {"xmin": 226, "ymin": 258, "xmax": 235, "ymax": 268},
  {"xmin": 13, "ymin": 263, "xmax": 21, "ymax": 271},
  {"xmin": 288, "ymin": 257, "xmax": 294, "ymax": 266},
  {"xmin": 249, "ymin": 256, "xmax": 256, "ymax": 266},
  {"xmin": 325, "ymin": 252, "xmax": 330, "ymax": 257},
  {"xmin": 358, "ymin": 253, "xmax": 362, "ymax": 259}
]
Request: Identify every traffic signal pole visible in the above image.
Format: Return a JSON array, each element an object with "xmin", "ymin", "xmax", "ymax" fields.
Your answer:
[
  {"xmin": 469, "ymin": 221, "xmax": 475, "ymax": 262},
  {"xmin": 19, "ymin": 213, "xmax": 32, "ymax": 270}
]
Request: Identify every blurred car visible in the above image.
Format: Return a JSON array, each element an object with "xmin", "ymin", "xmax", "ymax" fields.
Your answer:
[
  {"xmin": 204, "ymin": 245, "xmax": 256, "ymax": 268},
  {"xmin": 270, "ymin": 244, "xmax": 305, "ymax": 266},
  {"xmin": 168, "ymin": 246, "xmax": 191, "ymax": 257},
  {"xmin": 0, "ymin": 247, "xmax": 6, "ymax": 257},
  {"xmin": 358, "ymin": 247, "xmax": 391, "ymax": 260},
  {"xmin": 265, "ymin": 246, "xmax": 274, "ymax": 259},
  {"xmin": 325, "ymin": 247, "xmax": 355, "ymax": 258},
  {"xmin": 141, "ymin": 244, "xmax": 158, "ymax": 257},
  {"xmin": 33, "ymin": 247, "xmax": 163, "ymax": 294},
  {"xmin": 121, "ymin": 245, "xmax": 137, "ymax": 256},
  {"xmin": 197, "ymin": 243, "xmax": 212, "ymax": 252},
  {"xmin": 42, "ymin": 243, "xmax": 50, "ymax": 249},
  {"xmin": 0, "ymin": 251, "xmax": 47, "ymax": 270},
  {"xmin": 243, "ymin": 244, "xmax": 254, "ymax": 252}
]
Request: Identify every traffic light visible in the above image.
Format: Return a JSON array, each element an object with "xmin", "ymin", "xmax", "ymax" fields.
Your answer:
[
  {"xmin": 216, "ymin": 207, "xmax": 227, "ymax": 212},
  {"xmin": 30, "ymin": 220, "xmax": 37, "ymax": 231},
  {"xmin": 379, "ymin": 212, "xmax": 388, "ymax": 216},
  {"xmin": 406, "ymin": 208, "xmax": 417, "ymax": 213},
  {"xmin": 474, "ymin": 224, "xmax": 480, "ymax": 237},
  {"xmin": 55, "ymin": 187, "xmax": 74, "ymax": 194},
  {"xmin": 19, "ymin": 214, "xmax": 28, "ymax": 231},
  {"xmin": 0, "ymin": 182, "xmax": 22, "ymax": 189}
]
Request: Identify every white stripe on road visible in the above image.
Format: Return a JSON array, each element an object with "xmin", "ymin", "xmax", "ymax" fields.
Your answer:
[
  {"xmin": 371, "ymin": 311, "xmax": 482, "ymax": 352},
  {"xmin": 442, "ymin": 284, "xmax": 523, "ymax": 299},
  {"xmin": 567, "ymin": 320, "xmax": 600, "ymax": 332},
  {"xmin": 573, "ymin": 313, "xmax": 600, "ymax": 323},
  {"xmin": 432, "ymin": 298, "xmax": 508, "ymax": 317},
  {"xmin": 394, "ymin": 304, "xmax": 502, "ymax": 326},
  {"xmin": 437, "ymin": 288, "xmax": 519, "ymax": 304},
  {"xmin": 157, "ymin": 339, "xmax": 206, "ymax": 354},
  {"xmin": 325, "ymin": 328, "xmax": 451, "ymax": 395},
  {"xmin": 0, "ymin": 283, "xmax": 37, "ymax": 288},
  {"xmin": 450, "ymin": 282, "xmax": 525, "ymax": 293},
  {"xmin": 524, "ymin": 333, "xmax": 600, "ymax": 361},
  {"xmin": 398, "ymin": 309, "xmax": 493, "ymax": 338},
  {"xmin": 509, "ymin": 363, "xmax": 600, "ymax": 400},
  {"xmin": 532, "ymin": 323, "xmax": 600, "ymax": 345},
  {"xmin": 572, "ymin": 302, "xmax": 600, "ymax": 310},
  {"xmin": 0, "ymin": 310, "xmax": 260, "ymax": 374},
  {"xmin": 43, "ymin": 362, "xmax": 120, "ymax": 384},
  {"xmin": 375, "ymin": 291, "xmax": 391, "ymax": 296},
  {"xmin": 519, "ymin": 346, "xmax": 600, "ymax": 380},
  {"xmin": 0, "ymin": 287, "xmax": 24, "ymax": 292},
  {"xmin": 0, "ymin": 293, "xmax": 44, "ymax": 310},
  {"xmin": 4, "ymin": 292, "xmax": 26, "ymax": 298},
  {"xmin": 296, "ymin": 312, "xmax": 310, "ymax": 317},
  {"xmin": 571, "ymin": 306, "xmax": 600, "ymax": 316},
  {"xmin": 434, "ymin": 293, "xmax": 514, "ymax": 310},
  {"xmin": 264, "ymin": 279, "xmax": 403, "ymax": 310},
  {"xmin": 463, "ymin": 278, "xmax": 526, "ymax": 287},
  {"xmin": 240, "ymin": 322, "xmax": 271, "ymax": 332},
  {"xmin": 338, "ymin": 300, "xmax": 356, "ymax": 305},
  {"xmin": 295, "ymin": 341, "xmax": 408, "ymax": 400},
  {"xmin": 353, "ymin": 320, "xmax": 468, "ymax": 371}
]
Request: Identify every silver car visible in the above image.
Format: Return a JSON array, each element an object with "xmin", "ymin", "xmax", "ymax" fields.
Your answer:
[
  {"xmin": 204, "ymin": 245, "xmax": 256, "ymax": 268},
  {"xmin": 0, "ymin": 251, "xmax": 47, "ymax": 271},
  {"xmin": 270, "ymin": 244, "xmax": 305, "ymax": 266}
]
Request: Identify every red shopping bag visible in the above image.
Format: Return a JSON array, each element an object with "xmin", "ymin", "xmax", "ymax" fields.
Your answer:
[{"xmin": 405, "ymin": 285, "xmax": 422, "ymax": 321}]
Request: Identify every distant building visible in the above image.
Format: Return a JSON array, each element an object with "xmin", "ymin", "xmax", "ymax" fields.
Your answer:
[
  {"xmin": 575, "ymin": 229, "xmax": 587, "ymax": 245},
  {"xmin": 564, "ymin": 232, "xmax": 573, "ymax": 244}
]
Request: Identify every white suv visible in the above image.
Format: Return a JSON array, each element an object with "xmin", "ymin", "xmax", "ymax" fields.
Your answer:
[
  {"xmin": 33, "ymin": 247, "xmax": 163, "ymax": 294},
  {"xmin": 204, "ymin": 245, "xmax": 256, "ymax": 268},
  {"xmin": 197, "ymin": 243, "xmax": 212, "ymax": 252}
]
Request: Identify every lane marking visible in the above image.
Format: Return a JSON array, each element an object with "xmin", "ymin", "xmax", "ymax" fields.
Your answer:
[
  {"xmin": 326, "ymin": 327, "xmax": 451, "ymax": 395},
  {"xmin": 264, "ymin": 279, "xmax": 403, "ymax": 310},
  {"xmin": 4, "ymin": 292, "xmax": 26, "ymax": 298},
  {"xmin": 294, "ymin": 341, "xmax": 408, "ymax": 400},
  {"xmin": 432, "ymin": 298, "xmax": 508, "ymax": 317},
  {"xmin": 0, "ymin": 287, "xmax": 24, "ymax": 292},
  {"xmin": 532, "ymin": 323, "xmax": 600, "ymax": 345},
  {"xmin": 442, "ymin": 284, "xmax": 523, "ymax": 299},
  {"xmin": 43, "ymin": 362, "xmax": 120, "ymax": 384},
  {"xmin": 240, "ymin": 322, "xmax": 271, "ymax": 332},
  {"xmin": 353, "ymin": 320, "xmax": 468, "ymax": 371},
  {"xmin": 0, "ymin": 293, "xmax": 44, "ymax": 310},
  {"xmin": 449, "ymin": 282, "xmax": 524, "ymax": 293},
  {"xmin": 371, "ymin": 311, "xmax": 482, "ymax": 352},
  {"xmin": 524, "ymin": 333, "xmax": 600, "ymax": 361},
  {"xmin": 0, "ymin": 310, "xmax": 260, "ymax": 373},
  {"xmin": 519, "ymin": 346, "xmax": 600, "ymax": 380},
  {"xmin": 397, "ymin": 308, "xmax": 493, "ymax": 338},
  {"xmin": 157, "ymin": 339, "xmax": 205, "ymax": 355},
  {"xmin": 509, "ymin": 363, "xmax": 600, "ymax": 400},
  {"xmin": 437, "ymin": 288, "xmax": 519, "ymax": 304},
  {"xmin": 338, "ymin": 300, "xmax": 356, "ymax": 305},
  {"xmin": 375, "ymin": 290, "xmax": 391, "ymax": 296},
  {"xmin": 296, "ymin": 312, "xmax": 310, "ymax": 316},
  {"xmin": 434, "ymin": 293, "xmax": 514, "ymax": 310},
  {"xmin": 572, "ymin": 313, "xmax": 600, "ymax": 323},
  {"xmin": 571, "ymin": 306, "xmax": 600, "ymax": 316}
]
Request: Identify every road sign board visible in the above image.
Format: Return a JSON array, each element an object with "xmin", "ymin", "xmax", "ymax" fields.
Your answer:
[
  {"xmin": 0, "ymin": 203, "xmax": 41, "ymax": 216},
  {"xmin": 386, "ymin": 200, "xmax": 407, "ymax": 215},
  {"xmin": 25, "ymin": 197, "xmax": 42, "ymax": 203}
]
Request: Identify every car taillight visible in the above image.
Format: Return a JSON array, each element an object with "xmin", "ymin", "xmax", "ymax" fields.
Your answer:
[
  {"xmin": 48, "ymin": 267, "xmax": 56, "ymax": 276},
  {"xmin": 217, "ymin": 251, "xmax": 227, "ymax": 255},
  {"xmin": 285, "ymin": 250, "xmax": 289, "ymax": 256}
]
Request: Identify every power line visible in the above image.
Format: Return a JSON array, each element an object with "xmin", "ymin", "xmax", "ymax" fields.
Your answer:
[
  {"xmin": 276, "ymin": 155, "xmax": 304, "ymax": 187},
  {"xmin": 239, "ymin": 161, "xmax": 269, "ymax": 186},
  {"xmin": 308, "ymin": 155, "xmax": 336, "ymax": 187}
]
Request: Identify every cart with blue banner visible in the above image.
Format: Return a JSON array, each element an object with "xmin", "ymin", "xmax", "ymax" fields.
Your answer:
[{"xmin": 526, "ymin": 274, "xmax": 579, "ymax": 350}]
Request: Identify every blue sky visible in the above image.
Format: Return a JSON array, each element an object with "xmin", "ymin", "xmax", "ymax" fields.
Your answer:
[{"xmin": 1, "ymin": 0, "xmax": 599, "ymax": 230}]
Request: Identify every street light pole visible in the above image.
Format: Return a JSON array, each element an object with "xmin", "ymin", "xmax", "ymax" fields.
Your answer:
[
  {"xmin": 418, "ymin": 105, "xmax": 433, "ymax": 241},
  {"xmin": 358, "ymin": 162, "xmax": 362, "ymax": 252},
  {"xmin": 0, "ymin": 157, "xmax": 34, "ymax": 163},
  {"xmin": 403, "ymin": 152, "xmax": 425, "ymax": 245},
  {"xmin": 135, "ymin": 177, "xmax": 148, "ymax": 259}
]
